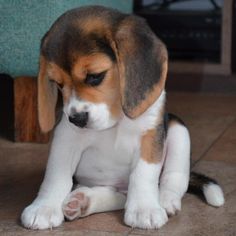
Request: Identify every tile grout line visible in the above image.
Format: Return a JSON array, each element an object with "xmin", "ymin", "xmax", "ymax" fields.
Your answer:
[{"xmin": 192, "ymin": 116, "xmax": 236, "ymax": 168}]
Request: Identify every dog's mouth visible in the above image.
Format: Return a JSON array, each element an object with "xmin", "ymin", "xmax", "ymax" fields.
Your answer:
[{"xmin": 64, "ymin": 102, "xmax": 120, "ymax": 131}]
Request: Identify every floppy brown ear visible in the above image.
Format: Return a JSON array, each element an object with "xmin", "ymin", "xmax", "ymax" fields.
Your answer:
[
  {"xmin": 38, "ymin": 56, "xmax": 58, "ymax": 133},
  {"xmin": 114, "ymin": 16, "xmax": 168, "ymax": 118}
]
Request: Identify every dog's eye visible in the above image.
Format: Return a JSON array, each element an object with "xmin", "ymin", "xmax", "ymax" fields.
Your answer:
[{"xmin": 85, "ymin": 71, "xmax": 106, "ymax": 86}]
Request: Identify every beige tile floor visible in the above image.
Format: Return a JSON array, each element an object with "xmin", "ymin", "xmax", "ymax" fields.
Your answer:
[{"xmin": 0, "ymin": 92, "xmax": 236, "ymax": 236}]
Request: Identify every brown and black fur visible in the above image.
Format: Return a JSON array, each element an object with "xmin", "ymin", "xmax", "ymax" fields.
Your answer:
[{"xmin": 40, "ymin": 5, "xmax": 168, "ymax": 126}]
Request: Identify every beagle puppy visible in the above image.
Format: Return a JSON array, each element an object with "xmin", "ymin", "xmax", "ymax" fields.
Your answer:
[{"xmin": 21, "ymin": 6, "xmax": 224, "ymax": 230}]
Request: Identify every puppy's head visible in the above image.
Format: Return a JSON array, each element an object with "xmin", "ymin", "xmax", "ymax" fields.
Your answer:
[{"xmin": 38, "ymin": 6, "xmax": 168, "ymax": 132}]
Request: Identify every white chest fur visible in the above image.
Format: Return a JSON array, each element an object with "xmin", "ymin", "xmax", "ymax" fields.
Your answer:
[{"xmin": 74, "ymin": 91, "xmax": 166, "ymax": 190}]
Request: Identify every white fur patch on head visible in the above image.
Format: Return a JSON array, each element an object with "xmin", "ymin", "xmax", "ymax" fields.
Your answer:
[
  {"xmin": 63, "ymin": 91, "xmax": 118, "ymax": 130},
  {"xmin": 203, "ymin": 183, "xmax": 225, "ymax": 207}
]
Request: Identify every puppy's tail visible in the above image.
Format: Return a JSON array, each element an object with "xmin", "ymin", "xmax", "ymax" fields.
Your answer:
[{"xmin": 187, "ymin": 172, "xmax": 225, "ymax": 207}]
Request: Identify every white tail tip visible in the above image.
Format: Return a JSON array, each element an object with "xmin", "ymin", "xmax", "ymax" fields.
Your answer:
[{"xmin": 203, "ymin": 183, "xmax": 225, "ymax": 207}]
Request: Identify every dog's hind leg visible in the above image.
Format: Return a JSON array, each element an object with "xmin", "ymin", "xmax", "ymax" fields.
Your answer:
[
  {"xmin": 62, "ymin": 186, "xmax": 126, "ymax": 220},
  {"xmin": 159, "ymin": 114, "xmax": 191, "ymax": 216}
]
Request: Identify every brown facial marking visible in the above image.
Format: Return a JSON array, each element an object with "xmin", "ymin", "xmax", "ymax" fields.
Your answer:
[
  {"xmin": 72, "ymin": 53, "xmax": 113, "ymax": 80},
  {"xmin": 71, "ymin": 53, "xmax": 122, "ymax": 119},
  {"xmin": 74, "ymin": 66, "xmax": 121, "ymax": 118},
  {"xmin": 46, "ymin": 53, "xmax": 122, "ymax": 120}
]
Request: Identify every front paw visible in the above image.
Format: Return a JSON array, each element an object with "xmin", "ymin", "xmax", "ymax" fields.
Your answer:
[
  {"xmin": 124, "ymin": 205, "xmax": 168, "ymax": 229},
  {"xmin": 21, "ymin": 203, "xmax": 64, "ymax": 230},
  {"xmin": 159, "ymin": 189, "xmax": 182, "ymax": 216}
]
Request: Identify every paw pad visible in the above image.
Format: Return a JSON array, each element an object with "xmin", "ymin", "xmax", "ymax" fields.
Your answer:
[{"xmin": 62, "ymin": 191, "xmax": 90, "ymax": 220}]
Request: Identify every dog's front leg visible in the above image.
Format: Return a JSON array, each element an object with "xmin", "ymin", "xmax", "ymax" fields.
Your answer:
[
  {"xmin": 21, "ymin": 117, "xmax": 82, "ymax": 230},
  {"xmin": 124, "ymin": 128, "xmax": 168, "ymax": 229}
]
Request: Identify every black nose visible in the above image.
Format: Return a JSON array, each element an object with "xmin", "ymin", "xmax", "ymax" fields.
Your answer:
[{"xmin": 69, "ymin": 112, "xmax": 89, "ymax": 128}]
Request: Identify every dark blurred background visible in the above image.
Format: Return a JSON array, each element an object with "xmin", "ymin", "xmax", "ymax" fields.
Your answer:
[{"xmin": 134, "ymin": 0, "xmax": 236, "ymax": 92}]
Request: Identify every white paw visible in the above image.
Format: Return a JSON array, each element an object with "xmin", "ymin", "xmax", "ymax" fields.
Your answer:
[
  {"xmin": 159, "ymin": 189, "xmax": 182, "ymax": 216},
  {"xmin": 124, "ymin": 205, "xmax": 168, "ymax": 229},
  {"xmin": 21, "ymin": 203, "xmax": 64, "ymax": 230},
  {"xmin": 62, "ymin": 189, "xmax": 90, "ymax": 221}
]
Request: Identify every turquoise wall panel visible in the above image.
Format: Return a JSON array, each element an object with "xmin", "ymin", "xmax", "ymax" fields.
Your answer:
[{"xmin": 0, "ymin": 0, "xmax": 133, "ymax": 77}]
